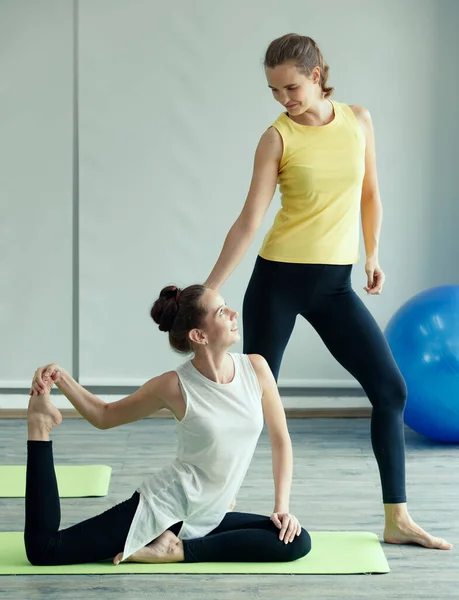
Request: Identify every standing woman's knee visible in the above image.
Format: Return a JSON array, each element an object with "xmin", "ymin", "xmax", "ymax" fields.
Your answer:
[
  {"xmin": 387, "ymin": 372, "xmax": 408, "ymax": 412},
  {"xmin": 371, "ymin": 369, "xmax": 407, "ymax": 413}
]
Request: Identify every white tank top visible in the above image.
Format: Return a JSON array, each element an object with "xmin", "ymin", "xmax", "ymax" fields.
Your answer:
[{"xmin": 122, "ymin": 353, "xmax": 264, "ymax": 560}]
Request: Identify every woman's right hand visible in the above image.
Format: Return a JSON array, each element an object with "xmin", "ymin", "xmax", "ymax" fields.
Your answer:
[
  {"xmin": 30, "ymin": 363, "xmax": 64, "ymax": 395},
  {"xmin": 270, "ymin": 511, "xmax": 302, "ymax": 543}
]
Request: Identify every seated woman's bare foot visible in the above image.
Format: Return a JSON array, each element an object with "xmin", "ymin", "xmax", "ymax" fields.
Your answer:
[
  {"xmin": 113, "ymin": 530, "xmax": 184, "ymax": 565},
  {"xmin": 384, "ymin": 516, "xmax": 452, "ymax": 550},
  {"xmin": 27, "ymin": 377, "xmax": 62, "ymax": 439}
]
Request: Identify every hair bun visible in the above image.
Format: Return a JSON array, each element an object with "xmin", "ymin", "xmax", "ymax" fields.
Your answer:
[{"xmin": 150, "ymin": 286, "xmax": 182, "ymax": 332}]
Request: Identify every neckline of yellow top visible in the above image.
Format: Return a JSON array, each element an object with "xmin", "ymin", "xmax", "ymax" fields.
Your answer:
[
  {"xmin": 283, "ymin": 99, "xmax": 338, "ymax": 130},
  {"xmin": 189, "ymin": 353, "xmax": 237, "ymax": 387}
]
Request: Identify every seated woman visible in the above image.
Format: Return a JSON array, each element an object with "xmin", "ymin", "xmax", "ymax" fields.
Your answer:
[{"xmin": 26, "ymin": 284, "xmax": 311, "ymax": 566}]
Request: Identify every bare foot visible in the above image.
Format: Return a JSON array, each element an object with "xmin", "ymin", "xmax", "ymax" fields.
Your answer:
[
  {"xmin": 384, "ymin": 516, "xmax": 452, "ymax": 550},
  {"xmin": 27, "ymin": 377, "xmax": 62, "ymax": 439},
  {"xmin": 113, "ymin": 530, "xmax": 184, "ymax": 565}
]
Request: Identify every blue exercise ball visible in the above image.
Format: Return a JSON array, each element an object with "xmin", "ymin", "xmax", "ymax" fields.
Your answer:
[{"xmin": 385, "ymin": 285, "xmax": 459, "ymax": 443}]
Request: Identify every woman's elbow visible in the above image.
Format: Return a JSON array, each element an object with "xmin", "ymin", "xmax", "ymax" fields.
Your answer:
[
  {"xmin": 236, "ymin": 212, "xmax": 261, "ymax": 237},
  {"xmin": 271, "ymin": 435, "xmax": 292, "ymax": 452},
  {"xmin": 361, "ymin": 190, "xmax": 381, "ymax": 206},
  {"xmin": 94, "ymin": 405, "xmax": 110, "ymax": 430}
]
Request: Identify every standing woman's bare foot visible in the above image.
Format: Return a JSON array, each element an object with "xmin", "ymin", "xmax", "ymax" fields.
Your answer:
[
  {"xmin": 113, "ymin": 530, "xmax": 184, "ymax": 565},
  {"xmin": 384, "ymin": 505, "xmax": 452, "ymax": 550},
  {"xmin": 27, "ymin": 375, "xmax": 62, "ymax": 441},
  {"xmin": 384, "ymin": 518, "xmax": 452, "ymax": 550}
]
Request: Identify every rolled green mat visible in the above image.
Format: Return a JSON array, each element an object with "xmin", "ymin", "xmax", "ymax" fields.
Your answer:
[{"xmin": 0, "ymin": 465, "xmax": 112, "ymax": 497}]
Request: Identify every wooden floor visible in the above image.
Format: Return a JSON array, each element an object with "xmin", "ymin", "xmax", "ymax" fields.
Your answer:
[{"xmin": 0, "ymin": 417, "xmax": 458, "ymax": 599}]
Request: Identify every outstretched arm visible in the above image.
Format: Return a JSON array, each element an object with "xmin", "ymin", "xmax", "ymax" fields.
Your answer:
[
  {"xmin": 31, "ymin": 364, "xmax": 174, "ymax": 429},
  {"xmin": 204, "ymin": 127, "xmax": 282, "ymax": 291}
]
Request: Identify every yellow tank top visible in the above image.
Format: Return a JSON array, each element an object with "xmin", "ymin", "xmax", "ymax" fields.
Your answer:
[{"xmin": 259, "ymin": 101, "xmax": 366, "ymax": 265}]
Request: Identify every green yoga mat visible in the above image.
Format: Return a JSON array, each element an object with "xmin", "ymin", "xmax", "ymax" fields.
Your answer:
[
  {"xmin": 0, "ymin": 466, "xmax": 112, "ymax": 498},
  {"xmin": 0, "ymin": 532, "xmax": 389, "ymax": 575}
]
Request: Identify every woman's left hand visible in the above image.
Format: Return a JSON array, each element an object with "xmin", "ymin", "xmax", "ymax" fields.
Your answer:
[
  {"xmin": 364, "ymin": 258, "xmax": 385, "ymax": 295},
  {"xmin": 30, "ymin": 363, "xmax": 63, "ymax": 396},
  {"xmin": 270, "ymin": 511, "xmax": 302, "ymax": 543}
]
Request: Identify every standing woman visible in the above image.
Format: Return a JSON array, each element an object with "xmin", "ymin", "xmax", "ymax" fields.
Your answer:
[{"xmin": 204, "ymin": 33, "xmax": 451, "ymax": 549}]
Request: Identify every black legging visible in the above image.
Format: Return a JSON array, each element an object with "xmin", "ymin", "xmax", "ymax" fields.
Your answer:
[
  {"xmin": 243, "ymin": 257, "xmax": 407, "ymax": 504},
  {"xmin": 24, "ymin": 441, "xmax": 311, "ymax": 566}
]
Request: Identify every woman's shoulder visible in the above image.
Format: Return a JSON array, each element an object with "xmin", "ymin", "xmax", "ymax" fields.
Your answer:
[
  {"xmin": 345, "ymin": 103, "xmax": 371, "ymax": 123},
  {"xmin": 345, "ymin": 105, "xmax": 372, "ymax": 141},
  {"xmin": 156, "ymin": 370, "xmax": 187, "ymax": 413},
  {"xmin": 252, "ymin": 126, "xmax": 283, "ymax": 163},
  {"xmin": 267, "ymin": 111, "xmax": 291, "ymax": 135},
  {"xmin": 230, "ymin": 352, "xmax": 265, "ymax": 371},
  {"xmin": 261, "ymin": 123, "xmax": 284, "ymax": 145},
  {"xmin": 232, "ymin": 354, "xmax": 265, "ymax": 396},
  {"xmin": 244, "ymin": 353, "xmax": 270, "ymax": 376}
]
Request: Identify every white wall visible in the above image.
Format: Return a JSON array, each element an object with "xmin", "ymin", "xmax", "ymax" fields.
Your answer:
[
  {"xmin": 428, "ymin": 0, "xmax": 459, "ymax": 286},
  {"xmin": 0, "ymin": 0, "xmax": 74, "ymax": 388},
  {"xmin": 1, "ymin": 0, "xmax": 458, "ymax": 406}
]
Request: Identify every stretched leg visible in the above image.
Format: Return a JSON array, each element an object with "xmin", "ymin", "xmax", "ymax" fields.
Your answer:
[
  {"xmin": 183, "ymin": 512, "xmax": 311, "ymax": 562},
  {"xmin": 25, "ymin": 387, "xmax": 64, "ymax": 544},
  {"xmin": 25, "ymin": 384, "xmax": 140, "ymax": 565},
  {"xmin": 243, "ymin": 257, "xmax": 298, "ymax": 380},
  {"xmin": 306, "ymin": 289, "xmax": 407, "ymax": 504},
  {"xmin": 305, "ymin": 275, "xmax": 451, "ymax": 549}
]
